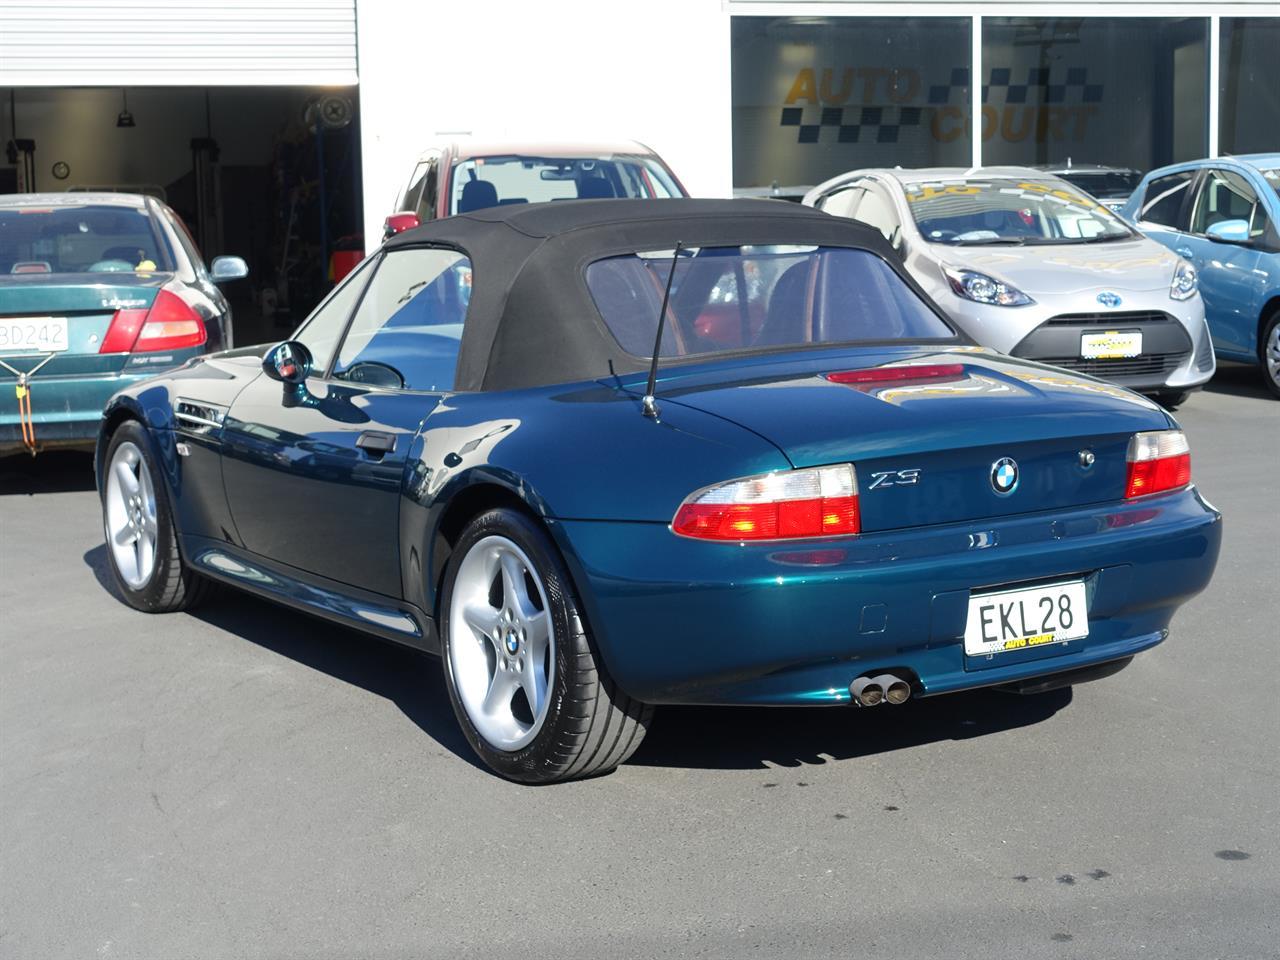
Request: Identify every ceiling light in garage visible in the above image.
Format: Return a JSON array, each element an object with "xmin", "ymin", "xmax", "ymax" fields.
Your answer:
[{"xmin": 116, "ymin": 90, "xmax": 135, "ymax": 129}]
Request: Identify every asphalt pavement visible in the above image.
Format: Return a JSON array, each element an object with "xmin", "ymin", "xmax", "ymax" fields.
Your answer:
[{"xmin": 1, "ymin": 363, "xmax": 1277, "ymax": 959}]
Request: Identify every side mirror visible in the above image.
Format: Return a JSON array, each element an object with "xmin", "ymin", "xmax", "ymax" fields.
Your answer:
[
  {"xmin": 262, "ymin": 340, "xmax": 313, "ymax": 385},
  {"xmin": 210, "ymin": 255, "xmax": 249, "ymax": 282},
  {"xmin": 1205, "ymin": 219, "xmax": 1250, "ymax": 245},
  {"xmin": 383, "ymin": 211, "xmax": 420, "ymax": 240}
]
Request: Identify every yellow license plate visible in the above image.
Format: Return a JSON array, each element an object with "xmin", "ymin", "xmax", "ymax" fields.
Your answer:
[{"xmin": 1081, "ymin": 330, "xmax": 1142, "ymax": 360}]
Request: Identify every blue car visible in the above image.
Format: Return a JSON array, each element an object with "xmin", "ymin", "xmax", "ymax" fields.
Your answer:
[
  {"xmin": 1121, "ymin": 155, "xmax": 1280, "ymax": 397},
  {"xmin": 96, "ymin": 200, "xmax": 1221, "ymax": 783}
]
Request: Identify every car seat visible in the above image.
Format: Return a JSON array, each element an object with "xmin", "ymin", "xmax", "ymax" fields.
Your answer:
[
  {"xmin": 459, "ymin": 180, "xmax": 499, "ymax": 214},
  {"xmin": 101, "ymin": 245, "xmax": 146, "ymax": 263},
  {"xmin": 754, "ymin": 261, "xmax": 812, "ymax": 346},
  {"xmin": 577, "ymin": 178, "xmax": 616, "ymax": 199}
]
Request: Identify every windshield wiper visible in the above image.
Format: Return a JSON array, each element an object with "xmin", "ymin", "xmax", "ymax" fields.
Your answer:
[
  {"xmin": 951, "ymin": 236, "xmax": 1030, "ymax": 246},
  {"xmin": 1076, "ymin": 232, "xmax": 1133, "ymax": 243}
]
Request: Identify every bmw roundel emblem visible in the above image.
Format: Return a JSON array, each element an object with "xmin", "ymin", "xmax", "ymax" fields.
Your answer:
[
  {"xmin": 1096, "ymin": 291, "xmax": 1123, "ymax": 308},
  {"xmin": 990, "ymin": 457, "xmax": 1019, "ymax": 495}
]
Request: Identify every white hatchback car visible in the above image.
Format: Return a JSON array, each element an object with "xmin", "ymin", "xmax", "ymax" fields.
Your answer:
[{"xmin": 804, "ymin": 167, "xmax": 1215, "ymax": 406}]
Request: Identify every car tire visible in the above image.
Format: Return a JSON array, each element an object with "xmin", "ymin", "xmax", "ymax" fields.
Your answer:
[
  {"xmin": 101, "ymin": 420, "xmax": 213, "ymax": 613},
  {"xmin": 1261, "ymin": 309, "xmax": 1280, "ymax": 400},
  {"xmin": 439, "ymin": 507, "xmax": 652, "ymax": 783},
  {"xmin": 1151, "ymin": 391, "xmax": 1190, "ymax": 411}
]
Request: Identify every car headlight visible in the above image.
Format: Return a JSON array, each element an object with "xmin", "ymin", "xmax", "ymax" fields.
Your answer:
[
  {"xmin": 942, "ymin": 266, "xmax": 1033, "ymax": 306},
  {"xmin": 1170, "ymin": 260, "xmax": 1198, "ymax": 301}
]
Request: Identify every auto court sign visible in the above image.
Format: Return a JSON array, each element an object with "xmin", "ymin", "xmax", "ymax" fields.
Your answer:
[{"xmin": 778, "ymin": 65, "xmax": 1102, "ymax": 146}]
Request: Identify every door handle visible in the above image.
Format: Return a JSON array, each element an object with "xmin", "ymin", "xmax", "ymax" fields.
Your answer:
[{"xmin": 356, "ymin": 430, "xmax": 397, "ymax": 457}]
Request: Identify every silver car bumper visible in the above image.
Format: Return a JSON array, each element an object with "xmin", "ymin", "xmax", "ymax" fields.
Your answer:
[{"xmin": 936, "ymin": 292, "xmax": 1214, "ymax": 394}]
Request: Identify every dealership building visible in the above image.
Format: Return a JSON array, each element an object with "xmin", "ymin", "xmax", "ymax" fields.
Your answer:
[{"xmin": 2, "ymin": 0, "xmax": 1276, "ymax": 337}]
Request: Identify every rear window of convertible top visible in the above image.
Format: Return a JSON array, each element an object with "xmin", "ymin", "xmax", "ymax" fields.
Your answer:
[{"xmin": 585, "ymin": 245, "xmax": 955, "ymax": 359}]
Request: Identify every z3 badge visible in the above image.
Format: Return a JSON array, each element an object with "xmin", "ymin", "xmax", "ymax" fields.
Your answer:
[{"xmin": 868, "ymin": 468, "xmax": 921, "ymax": 490}]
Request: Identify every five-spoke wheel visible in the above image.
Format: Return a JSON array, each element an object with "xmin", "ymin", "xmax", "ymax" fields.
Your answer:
[
  {"xmin": 448, "ymin": 535, "xmax": 555, "ymax": 751},
  {"xmin": 100, "ymin": 420, "xmax": 210, "ymax": 612},
  {"xmin": 104, "ymin": 440, "xmax": 159, "ymax": 590},
  {"xmin": 440, "ymin": 508, "xmax": 652, "ymax": 783}
]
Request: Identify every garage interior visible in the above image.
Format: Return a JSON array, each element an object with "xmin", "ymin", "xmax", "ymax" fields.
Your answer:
[{"xmin": 1, "ymin": 86, "xmax": 364, "ymax": 346}]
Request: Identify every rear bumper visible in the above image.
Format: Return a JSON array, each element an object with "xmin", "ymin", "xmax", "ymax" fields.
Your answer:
[
  {"xmin": 551, "ymin": 487, "xmax": 1222, "ymax": 705},
  {"xmin": 0, "ymin": 369, "xmax": 157, "ymax": 454}
]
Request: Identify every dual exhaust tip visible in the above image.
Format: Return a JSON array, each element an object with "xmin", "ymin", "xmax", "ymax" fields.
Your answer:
[{"xmin": 850, "ymin": 673, "xmax": 912, "ymax": 707}]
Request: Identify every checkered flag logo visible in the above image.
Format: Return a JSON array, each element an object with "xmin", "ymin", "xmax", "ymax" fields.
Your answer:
[
  {"xmin": 780, "ymin": 66, "xmax": 1101, "ymax": 143},
  {"xmin": 983, "ymin": 66, "xmax": 1102, "ymax": 105},
  {"xmin": 927, "ymin": 67, "xmax": 973, "ymax": 105},
  {"xmin": 779, "ymin": 105, "xmax": 925, "ymax": 145}
]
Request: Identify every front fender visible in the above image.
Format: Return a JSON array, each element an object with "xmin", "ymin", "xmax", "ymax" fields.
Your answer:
[{"xmin": 95, "ymin": 386, "xmax": 179, "ymax": 499}]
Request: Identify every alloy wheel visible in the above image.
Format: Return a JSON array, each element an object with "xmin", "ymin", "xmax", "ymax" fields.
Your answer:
[
  {"xmin": 448, "ymin": 535, "xmax": 555, "ymax": 751},
  {"xmin": 1266, "ymin": 321, "xmax": 1280, "ymax": 388},
  {"xmin": 104, "ymin": 441, "xmax": 158, "ymax": 590}
]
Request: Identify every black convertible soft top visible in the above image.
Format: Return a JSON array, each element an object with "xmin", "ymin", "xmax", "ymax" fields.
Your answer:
[{"xmin": 385, "ymin": 198, "xmax": 952, "ymax": 392}]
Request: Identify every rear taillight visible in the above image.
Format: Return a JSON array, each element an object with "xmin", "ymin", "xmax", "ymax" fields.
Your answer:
[
  {"xmin": 672, "ymin": 464, "xmax": 860, "ymax": 541},
  {"xmin": 99, "ymin": 290, "xmax": 206, "ymax": 354},
  {"xmin": 98, "ymin": 308, "xmax": 149, "ymax": 353},
  {"xmin": 1125, "ymin": 430, "xmax": 1191, "ymax": 499}
]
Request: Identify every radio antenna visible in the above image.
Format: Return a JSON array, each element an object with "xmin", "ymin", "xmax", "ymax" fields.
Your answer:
[{"xmin": 642, "ymin": 241, "xmax": 683, "ymax": 419}]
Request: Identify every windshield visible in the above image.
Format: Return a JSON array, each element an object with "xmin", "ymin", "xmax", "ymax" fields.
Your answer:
[
  {"xmin": 1055, "ymin": 170, "xmax": 1143, "ymax": 199},
  {"xmin": 0, "ymin": 202, "xmax": 174, "ymax": 276},
  {"xmin": 1262, "ymin": 167, "xmax": 1280, "ymax": 201},
  {"xmin": 906, "ymin": 179, "xmax": 1133, "ymax": 246},
  {"xmin": 586, "ymin": 245, "xmax": 955, "ymax": 359},
  {"xmin": 448, "ymin": 154, "xmax": 682, "ymax": 215}
]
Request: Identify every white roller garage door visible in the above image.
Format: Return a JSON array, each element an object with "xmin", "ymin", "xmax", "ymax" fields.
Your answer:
[{"xmin": 0, "ymin": 0, "xmax": 358, "ymax": 86}]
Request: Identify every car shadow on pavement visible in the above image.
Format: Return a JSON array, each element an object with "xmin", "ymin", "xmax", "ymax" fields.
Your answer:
[
  {"xmin": 0, "ymin": 450, "xmax": 97, "ymax": 495},
  {"xmin": 82, "ymin": 544, "xmax": 486, "ymax": 774},
  {"xmin": 83, "ymin": 542, "xmax": 1071, "ymax": 777},
  {"xmin": 630, "ymin": 686, "xmax": 1071, "ymax": 771},
  {"xmin": 1202, "ymin": 361, "xmax": 1273, "ymax": 402}
]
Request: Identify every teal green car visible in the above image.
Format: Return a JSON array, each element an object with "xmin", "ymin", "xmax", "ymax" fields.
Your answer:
[
  {"xmin": 0, "ymin": 193, "xmax": 247, "ymax": 456},
  {"xmin": 93, "ymin": 199, "xmax": 1222, "ymax": 783}
]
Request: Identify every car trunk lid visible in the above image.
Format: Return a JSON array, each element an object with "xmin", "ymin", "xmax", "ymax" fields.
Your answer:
[
  {"xmin": 646, "ymin": 349, "xmax": 1171, "ymax": 533},
  {"xmin": 0, "ymin": 273, "xmax": 168, "ymax": 377}
]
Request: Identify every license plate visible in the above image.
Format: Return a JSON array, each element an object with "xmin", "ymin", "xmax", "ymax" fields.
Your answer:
[
  {"xmin": 0, "ymin": 317, "xmax": 69, "ymax": 355},
  {"xmin": 1081, "ymin": 330, "xmax": 1141, "ymax": 359},
  {"xmin": 964, "ymin": 580, "xmax": 1089, "ymax": 657}
]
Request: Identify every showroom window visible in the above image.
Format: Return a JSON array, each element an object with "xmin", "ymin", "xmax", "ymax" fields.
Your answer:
[
  {"xmin": 980, "ymin": 18, "xmax": 1208, "ymax": 171},
  {"xmin": 730, "ymin": 17, "xmax": 972, "ymax": 190},
  {"xmin": 1219, "ymin": 18, "xmax": 1280, "ymax": 156}
]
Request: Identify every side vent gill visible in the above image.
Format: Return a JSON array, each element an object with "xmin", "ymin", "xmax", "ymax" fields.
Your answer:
[{"xmin": 174, "ymin": 399, "xmax": 227, "ymax": 437}]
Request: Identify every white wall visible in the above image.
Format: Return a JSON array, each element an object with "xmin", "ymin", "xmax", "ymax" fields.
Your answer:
[{"xmin": 355, "ymin": 0, "xmax": 734, "ymax": 251}]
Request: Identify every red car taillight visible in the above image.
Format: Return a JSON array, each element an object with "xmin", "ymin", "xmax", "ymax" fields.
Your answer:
[
  {"xmin": 825, "ymin": 364, "xmax": 965, "ymax": 385},
  {"xmin": 672, "ymin": 464, "xmax": 860, "ymax": 541},
  {"xmin": 99, "ymin": 289, "xmax": 207, "ymax": 354},
  {"xmin": 1125, "ymin": 430, "xmax": 1191, "ymax": 499}
]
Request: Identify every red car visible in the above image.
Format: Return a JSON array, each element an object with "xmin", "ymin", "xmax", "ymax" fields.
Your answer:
[{"xmin": 383, "ymin": 137, "xmax": 688, "ymax": 238}]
